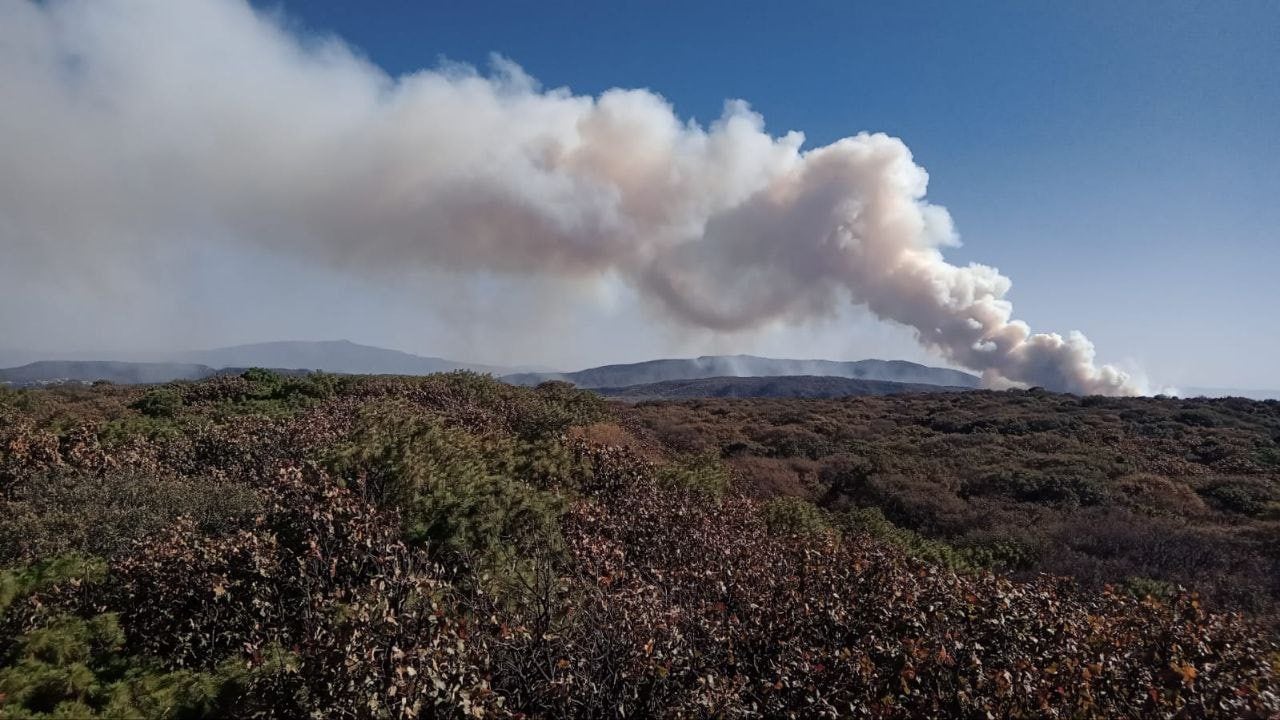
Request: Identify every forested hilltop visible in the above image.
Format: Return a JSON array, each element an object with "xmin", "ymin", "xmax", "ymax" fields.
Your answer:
[{"xmin": 1, "ymin": 372, "xmax": 1277, "ymax": 718}]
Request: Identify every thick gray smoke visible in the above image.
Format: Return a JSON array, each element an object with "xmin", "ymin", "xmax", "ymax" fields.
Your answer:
[{"xmin": 0, "ymin": 0, "xmax": 1140, "ymax": 395}]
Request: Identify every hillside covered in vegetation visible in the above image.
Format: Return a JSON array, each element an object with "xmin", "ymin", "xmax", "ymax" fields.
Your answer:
[
  {"xmin": 1, "ymin": 373, "xmax": 1277, "ymax": 718},
  {"xmin": 598, "ymin": 375, "xmax": 966, "ymax": 401},
  {"xmin": 623, "ymin": 390, "xmax": 1280, "ymax": 623}
]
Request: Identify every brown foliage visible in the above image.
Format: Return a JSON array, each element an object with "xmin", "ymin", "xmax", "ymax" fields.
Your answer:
[
  {"xmin": 1, "ymin": 377, "xmax": 1278, "ymax": 717},
  {"xmin": 625, "ymin": 390, "xmax": 1280, "ymax": 622}
]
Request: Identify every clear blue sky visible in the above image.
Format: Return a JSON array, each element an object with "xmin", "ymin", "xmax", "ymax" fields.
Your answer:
[{"xmin": 248, "ymin": 0, "xmax": 1278, "ymax": 388}]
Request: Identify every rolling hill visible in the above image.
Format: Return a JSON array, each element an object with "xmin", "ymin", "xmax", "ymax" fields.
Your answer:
[
  {"xmin": 172, "ymin": 340, "xmax": 511, "ymax": 376},
  {"xmin": 0, "ymin": 341, "xmax": 526, "ymax": 386},
  {"xmin": 505, "ymin": 354, "xmax": 980, "ymax": 389},
  {"xmin": 597, "ymin": 374, "xmax": 967, "ymax": 400},
  {"xmin": 0, "ymin": 361, "xmax": 214, "ymax": 386}
]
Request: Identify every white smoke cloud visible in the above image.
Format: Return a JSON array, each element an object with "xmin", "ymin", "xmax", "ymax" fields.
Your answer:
[{"xmin": 0, "ymin": 0, "xmax": 1141, "ymax": 395}]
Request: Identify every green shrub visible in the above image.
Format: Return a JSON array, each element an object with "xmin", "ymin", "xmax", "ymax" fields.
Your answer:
[
  {"xmin": 129, "ymin": 389, "xmax": 183, "ymax": 419},
  {"xmin": 1199, "ymin": 479, "xmax": 1275, "ymax": 516},
  {"xmin": 238, "ymin": 367, "xmax": 282, "ymax": 388},
  {"xmin": 1257, "ymin": 446, "xmax": 1280, "ymax": 467},
  {"xmin": 0, "ymin": 555, "xmax": 107, "ymax": 620},
  {"xmin": 0, "ymin": 472, "xmax": 263, "ymax": 566},
  {"xmin": 326, "ymin": 404, "xmax": 566, "ymax": 568},
  {"xmin": 495, "ymin": 437, "xmax": 592, "ymax": 492},
  {"xmin": 237, "ymin": 368, "xmax": 341, "ymax": 402},
  {"xmin": 760, "ymin": 497, "xmax": 830, "ymax": 536},
  {"xmin": 0, "ymin": 610, "xmax": 281, "ymax": 719},
  {"xmin": 1122, "ymin": 576, "xmax": 1179, "ymax": 601},
  {"xmin": 840, "ymin": 507, "xmax": 978, "ymax": 571},
  {"xmin": 515, "ymin": 380, "xmax": 608, "ymax": 439},
  {"xmin": 657, "ymin": 451, "xmax": 731, "ymax": 500},
  {"xmin": 973, "ymin": 468, "xmax": 1107, "ymax": 507},
  {"xmin": 286, "ymin": 371, "xmax": 341, "ymax": 399},
  {"xmin": 955, "ymin": 539, "xmax": 1039, "ymax": 571}
]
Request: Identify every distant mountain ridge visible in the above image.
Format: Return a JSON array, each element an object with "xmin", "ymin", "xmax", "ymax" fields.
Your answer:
[
  {"xmin": 172, "ymin": 340, "xmax": 510, "ymax": 376},
  {"xmin": 1, "ymin": 345, "xmax": 982, "ymax": 391},
  {"xmin": 0, "ymin": 340, "xmax": 516, "ymax": 386},
  {"xmin": 504, "ymin": 355, "xmax": 981, "ymax": 389},
  {"xmin": 0, "ymin": 361, "xmax": 214, "ymax": 385},
  {"xmin": 0, "ymin": 361, "xmax": 342, "ymax": 387},
  {"xmin": 598, "ymin": 375, "xmax": 969, "ymax": 401},
  {"xmin": 1176, "ymin": 387, "xmax": 1280, "ymax": 402}
]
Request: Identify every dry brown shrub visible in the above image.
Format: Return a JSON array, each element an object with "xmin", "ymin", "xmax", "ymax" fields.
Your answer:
[
  {"xmin": 1115, "ymin": 472, "xmax": 1210, "ymax": 515},
  {"xmin": 565, "ymin": 422, "xmax": 658, "ymax": 459},
  {"xmin": 729, "ymin": 455, "xmax": 821, "ymax": 499}
]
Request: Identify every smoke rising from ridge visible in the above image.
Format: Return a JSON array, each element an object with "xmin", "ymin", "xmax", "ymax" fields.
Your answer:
[{"xmin": 0, "ymin": 0, "xmax": 1140, "ymax": 395}]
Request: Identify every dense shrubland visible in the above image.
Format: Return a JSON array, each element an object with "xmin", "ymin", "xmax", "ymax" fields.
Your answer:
[
  {"xmin": 0, "ymin": 373, "xmax": 1277, "ymax": 717},
  {"xmin": 625, "ymin": 390, "xmax": 1280, "ymax": 622}
]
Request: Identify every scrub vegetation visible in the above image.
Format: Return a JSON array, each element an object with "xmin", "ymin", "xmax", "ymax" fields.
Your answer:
[{"xmin": 1, "ymin": 373, "xmax": 1277, "ymax": 717}]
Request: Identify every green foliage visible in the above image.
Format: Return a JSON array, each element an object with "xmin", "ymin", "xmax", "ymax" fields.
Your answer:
[
  {"xmin": 759, "ymin": 497, "xmax": 830, "ymax": 536},
  {"xmin": 221, "ymin": 369, "xmax": 340, "ymax": 413},
  {"xmin": 237, "ymin": 367, "xmax": 281, "ymax": 387},
  {"xmin": 129, "ymin": 389, "xmax": 183, "ymax": 419},
  {"xmin": 157, "ymin": 370, "xmax": 346, "ymax": 422},
  {"xmin": 0, "ymin": 387, "xmax": 44, "ymax": 414},
  {"xmin": 954, "ymin": 539, "xmax": 1039, "ymax": 571},
  {"xmin": 349, "ymin": 372, "xmax": 604, "ymax": 441},
  {"xmin": 327, "ymin": 403, "xmax": 567, "ymax": 567},
  {"xmin": 520, "ymin": 380, "xmax": 609, "ymax": 439},
  {"xmin": 656, "ymin": 451, "xmax": 731, "ymax": 499},
  {"xmin": 838, "ymin": 507, "xmax": 1039, "ymax": 571},
  {"xmin": 291, "ymin": 371, "xmax": 341, "ymax": 399},
  {"xmin": 1, "ymin": 553, "xmax": 291, "ymax": 718},
  {"xmin": 1199, "ymin": 479, "xmax": 1275, "ymax": 516},
  {"xmin": 237, "ymin": 368, "xmax": 340, "ymax": 403},
  {"xmin": 1257, "ymin": 445, "xmax": 1280, "ymax": 467},
  {"xmin": 840, "ymin": 506, "xmax": 977, "ymax": 570},
  {"xmin": 0, "ymin": 611, "xmax": 278, "ymax": 719},
  {"xmin": 1122, "ymin": 575, "xmax": 1179, "ymax": 601},
  {"xmin": 975, "ymin": 467, "xmax": 1108, "ymax": 507},
  {"xmin": 1, "ymin": 555, "xmax": 107, "ymax": 620},
  {"xmin": 494, "ymin": 437, "xmax": 592, "ymax": 492},
  {"xmin": 0, "ymin": 472, "xmax": 263, "ymax": 566},
  {"xmin": 93, "ymin": 417, "xmax": 184, "ymax": 446}
]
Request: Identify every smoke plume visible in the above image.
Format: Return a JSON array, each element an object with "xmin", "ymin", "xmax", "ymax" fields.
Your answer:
[{"xmin": 0, "ymin": 0, "xmax": 1140, "ymax": 395}]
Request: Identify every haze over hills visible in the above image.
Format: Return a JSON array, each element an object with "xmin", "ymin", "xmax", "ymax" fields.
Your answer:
[
  {"xmin": 0, "ymin": 341, "xmax": 516, "ymax": 386},
  {"xmin": 0, "ymin": 361, "xmax": 213, "ymax": 386},
  {"xmin": 1178, "ymin": 387, "xmax": 1280, "ymax": 402},
  {"xmin": 1, "ymin": 344, "xmax": 982, "ymax": 390},
  {"xmin": 171, "ymin": 340, "xmax": 512, "ymax": 376},
  {"xmin": 504, "ymin": 355, "xmax": 981, "ymax": 389},
  {"xmin": 4, "ymin": 343, "xmax": 1279, "ymax": 400},
  {"xmin": 598, "ymin": 375, "xmax": 968, "ymax": 401}
]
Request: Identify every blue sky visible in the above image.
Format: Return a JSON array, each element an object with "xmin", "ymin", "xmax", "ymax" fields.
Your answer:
[
  {"xmin": 1, "ymin": 1, "xmax": 1275, "ymax": 389},
  {"xmin": 251, "ymin": 0, "xmax": 1278, "ymax": 387}
]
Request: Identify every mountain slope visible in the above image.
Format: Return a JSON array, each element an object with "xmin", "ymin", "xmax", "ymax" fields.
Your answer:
[
  {"xmin": 1179, "ymin": 386, "xmax": 1280, "ymax": 401},
  {"xmin": 598, "ymin": 375, "xmax": 968, "ymax": 400},
  {"xmin": 0, "ymin": 361, "xmax": 213, "ymax": 385},
  {"xmin": 174, "ymin": 340, "xmax": 510, "ymax": 376},
  {"xmin": 506, "ymin": 354, "xmax": 980, "ymax": 389}
]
